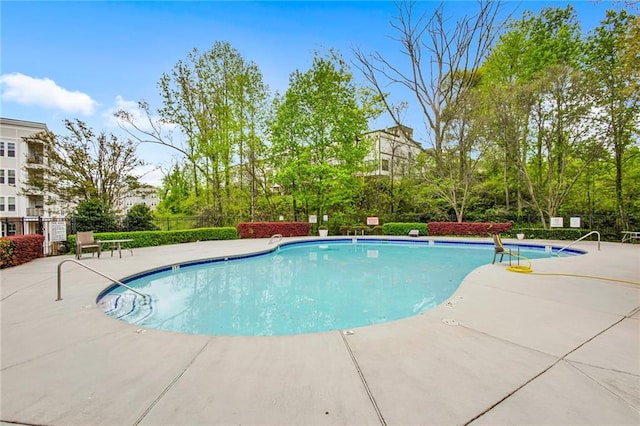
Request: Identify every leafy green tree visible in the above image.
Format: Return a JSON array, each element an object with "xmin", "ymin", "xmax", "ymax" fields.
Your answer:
[
  {"xmin": 74, "ymin": 198, "xmax": 118, "ymax": 232},
  {"xmin": 156, "ymin": 163, "xmax": 196, "ymax": 216},
  {"xmin": 125, "ymin": 203, "xmax": 157, "ymax": 231},
  {"xmin": 270, "ymin": 50, "xmax": 380, "ymax": 221},
  {"xmin": 480, "ymin": 6, "xmax": 605, "ymax": 228},
  {"xmin": 519, "ymin": 65, "xmax": 605, "ymax": 227},
  {"xmin": 586, "ymin": 9, "xmax": 639, "ymax": 229},
  {"xmin": 23, "ymin": 119, "xmax": 144, "ymax": 212},
  {"xmin": 115, "ymin": 41, "xmax": 271, "ymax": 221}
]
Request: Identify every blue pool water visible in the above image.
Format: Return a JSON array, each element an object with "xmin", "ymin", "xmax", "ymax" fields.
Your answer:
[{"xmin": 98, "ymin": 239, "xmax": 579, "ymax": 336}]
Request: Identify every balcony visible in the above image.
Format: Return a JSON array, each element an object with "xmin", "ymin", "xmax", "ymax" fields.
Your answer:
[
  {"xmin": 27, "ymin": 207, "xmax": 45, "ymax": 216},
  {"xmin": 23, "ymin": 185, "xmax": 43, "ymax": 196},
  {"xmin": 26, "ymin": 154, "xmax": 46, "ymax": 168}
]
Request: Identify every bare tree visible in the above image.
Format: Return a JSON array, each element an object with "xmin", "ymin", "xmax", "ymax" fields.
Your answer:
[
  {"xmin": 354, "ymin": 1, "xmax": 503, "ymax": 221},
  {"xmin": 354, "ymin": 1, "xmax": 502, "ymax": 166}
]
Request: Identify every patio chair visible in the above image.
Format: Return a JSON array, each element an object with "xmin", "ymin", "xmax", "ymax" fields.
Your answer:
[
  {"xmin": 76, "ymin": 231, "xmax": 101, "ymax": 260},
  {"xmin": 492, "ymin": 233, "xmax": 515, "ymax": 264}
]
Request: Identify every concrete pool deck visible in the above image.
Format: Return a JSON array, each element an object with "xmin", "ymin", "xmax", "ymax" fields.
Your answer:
[{"xmin": 1, "ymin": 236, "xmax": 638, "ymax": 425}]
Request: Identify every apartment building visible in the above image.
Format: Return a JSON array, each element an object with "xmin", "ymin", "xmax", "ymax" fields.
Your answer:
[
  {"xmin": 117, "ymin": 185, "xmax": 159, "ymax": 214},
  {"xmin": 0, "ymin": 118, "xmax": 60, "ymax": 237},
  {"xmin": 364, "ymin": 125, "xmax": 424, "ymax": 177}
]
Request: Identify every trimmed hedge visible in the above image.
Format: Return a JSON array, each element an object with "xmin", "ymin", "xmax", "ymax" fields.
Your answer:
[
  {"xmin": 0, "ymin": 234, "xmax": 45, "ymax": 268},
  {"xmin": 67, "ymin": 227, "xmax": 238, "ymax": 253},
  {"xmin": 507, "ymin": 227, "xmax": 590, "ymax": 241},
  {"xmin": 383, "ymin": 222, "xmax": 429, "ymax": 236},
  {"xmin": 428, "ymin": 222, "xmax": 512, "ymax": 236},
  {"xmin": 237, "ymin": 222, "xmax": 310, "ymax": 238}
]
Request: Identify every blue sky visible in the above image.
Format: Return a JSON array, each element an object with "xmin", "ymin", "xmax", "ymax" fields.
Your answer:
[{"xmin": 0, "ymin": 1, "xmax": 624, "ymax": 185}]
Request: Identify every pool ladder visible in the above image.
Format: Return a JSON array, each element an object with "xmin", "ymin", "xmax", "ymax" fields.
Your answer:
[
  {"xmin": 557, "ymin": 231, "xmax": 601, "ymax": 254},
  {"xmin": 56, "ymin": 258, "xmax": 148, "ymax": 302}
]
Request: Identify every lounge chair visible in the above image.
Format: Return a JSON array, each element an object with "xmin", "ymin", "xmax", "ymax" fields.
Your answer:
[
  {"xmin": 76, "ymin": 231, "xmax": 101, "ymax": 259},
  {"xmin": 492, "ymin": 233, "xmax": 515, "ymax": 264}
]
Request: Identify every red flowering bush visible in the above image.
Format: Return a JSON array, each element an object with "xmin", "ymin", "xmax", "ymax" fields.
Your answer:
[
  {"xmin": 0, "ymin": 234, "xmax": 45, "ymax": 268},
  {"xmin": 427, "ymin": 222, "xmax": 512, "ymax": 236},
  {"xmin": 237, "ymin": 222, "xmax": 310, "ymax": 239}
]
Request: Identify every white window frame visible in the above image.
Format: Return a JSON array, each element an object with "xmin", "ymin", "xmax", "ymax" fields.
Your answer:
[
  {"xmin": 7, "ymin": 169, "xmax": 16, "ymax": 185},
  {"xmin": 8, "ymin": 196, "xmax": 16, "ymax": 212},
  {"xmin": 0, "ymin": 196, "xmax": 5, "ymax": 212}
]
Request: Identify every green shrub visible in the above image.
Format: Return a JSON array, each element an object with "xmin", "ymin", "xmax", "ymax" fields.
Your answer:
[
  {"xmin": 74, "ymin": 199, "xmax": 118, "ymax": 232},
  {"xmin": 383, "ymin": 222, "xmax": 428, "ymax": 236},
  {"xmin": 67, "ymin": 227, "xmax": 237, "ymax": 253},
  {"xmin": 506, "ymin": 228, "xmax": 589, "ymax": 241},
  {"xmin": 125, "ymin": 204, "xmax": 158, "ymax": 231}
]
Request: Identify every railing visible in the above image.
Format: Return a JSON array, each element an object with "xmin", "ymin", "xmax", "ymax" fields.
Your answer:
[
  {"xmin": 56, "ymin": 258, "xmax": 147, "ymax": 302},
  {"xmin": 26, "ymin": 207, "xmax": 44, "ymax": 216},
  {"xmin": 26, "ymin": 154, "xmax": 45, "ymax": 165},
  {"xmin": 268, "ymin": 234, "xmax": 283, "ymax": 245},
  {"xmin": 557, "ymin": 231, "xmax": 601, "ymax": 254}
]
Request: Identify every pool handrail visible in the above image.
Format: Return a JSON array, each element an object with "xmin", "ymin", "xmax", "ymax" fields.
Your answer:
[
  {"xmin": 557, "ymin": 231, "xmax": 600, "ymax": 254},
  {"xmin": 57, "ymin": 258, "xmax": 147, "ymax": 302},
  {"xmin": 268, "ymin": 234, "xmax": 283, "ymax": 245}
]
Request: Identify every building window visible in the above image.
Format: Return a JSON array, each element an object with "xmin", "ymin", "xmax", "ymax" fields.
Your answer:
[
  {"xmin": 7, "ymin": 142, "xmax": 16, "ymax": 157},
  {"xmin": 8, "ymin": 196, "xmax": 16, "ymax": 212},
  {"xmin": 0, "ymin": 142, "xmax": 4, "ymax": 156},
  {"xmin": 8, "ymin": 169, "xmax": 16, "ymax": 185},
  {"xmin": 0, "ymin": 169, "xmax": 4, "ymax": 184},
  {"xmin": 0, "ymin": 196, "xmax": 4, "ymax": 211},
  {"xmin": 7, "ymin": 223, "xmax": 17, "ymax": 236},
  {"xmin": 381, "ymin": 159, "xmax": 390, "ymax": 172}
]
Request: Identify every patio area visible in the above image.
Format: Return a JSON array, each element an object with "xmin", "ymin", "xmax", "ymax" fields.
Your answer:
[{"xmin": 1, "ymin": 236, "xmax": 638, "ymax": 425}]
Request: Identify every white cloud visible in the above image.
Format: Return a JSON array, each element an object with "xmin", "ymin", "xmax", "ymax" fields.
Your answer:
[
  {"xmin": 135, "ymin": 164, "xmax": 165, "ymax": 188},
  {"xmin": 105, "ymin": 95, "xmax": 153, "ymax": 132},
  {"xmin": 0, "ymin": 72, "xmax": 97, "ymax": 115},
  {"xmin": 106, "ymin": 95, "xmax": 178, "ymax": 134}
]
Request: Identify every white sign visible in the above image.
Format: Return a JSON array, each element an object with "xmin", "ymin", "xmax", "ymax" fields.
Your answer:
[
  {"xmin": 279, "ymin": 215, "xmax": 284, "ymax": 221},
  {"xmin": 323, "ymin": 215, "xmax": 329, "ymax": 222},
  {"xmin": 550, "ymin": 217, "xmax": 564, "ymax": 228},
  {"xmin": 50, "ymin": 222, "xmax": 67, "ymax": 242},
  {"xmin": 308, "ymin": 215, "xmax": 317, "ymax": 224},
  {"xmin": 570, "ymin": 217, "xmax": 581, "ymax": 228},
  {"xmin": 367, "ymin": 216, "xmax": 379, "ymax": 226}
]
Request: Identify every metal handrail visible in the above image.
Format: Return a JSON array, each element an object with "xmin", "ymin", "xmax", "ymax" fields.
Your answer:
[
  {"xmin": 56, "ymin": 258, "xmax": 147, "ymax": 301},
  {"xmin": 268, "ymin": 234, "xmax": 283, "ymax": 245},
  {"xmin": 557, "ymin": 231, "xmax": 601, "ymax": 254}
]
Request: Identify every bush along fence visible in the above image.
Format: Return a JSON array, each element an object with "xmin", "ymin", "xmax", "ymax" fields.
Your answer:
[
  {"xmin": 427, "ymin": 222, "xmax": 513, "ymax": 236},
  {"xmin": 382, "ymin": 222, "xmax": 429, "ymax": 236},
  {"xmin": 237, "ymin": 222, "xmax": 311, "ymax": 238},
  {"xmin": 66, "ymin": 227, "xmax": 238, "ymax": 255},
  {"xmin": 505, "ymin": 227, "xmax": 594, "ymax": 241},
  {"xmin": 0, "ymin": 234, "xmax": 45, "ymax": 269}
]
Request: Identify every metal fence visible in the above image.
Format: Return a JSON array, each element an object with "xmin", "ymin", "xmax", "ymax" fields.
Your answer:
[{"xmin": 1, "ymin": 212, "xmax": 637, "ymax": 247}]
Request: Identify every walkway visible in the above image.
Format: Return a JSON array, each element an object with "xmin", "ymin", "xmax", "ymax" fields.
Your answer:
[{"xmin": 1, "ymin": 237, "xmax": 639, "ymax": 425}]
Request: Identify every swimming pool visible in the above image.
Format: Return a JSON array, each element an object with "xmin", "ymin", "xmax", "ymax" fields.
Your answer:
[{"xmin": 97, "ymin": 239, "xmax": 582, "ymax": 336}]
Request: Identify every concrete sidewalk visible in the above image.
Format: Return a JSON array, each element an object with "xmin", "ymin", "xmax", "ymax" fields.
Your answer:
[{"xmin": 1, "ymin": 237, "xmax": 639, "ymax": 425}]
